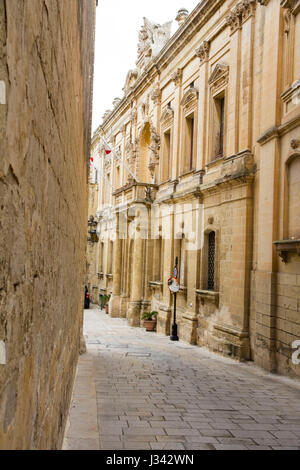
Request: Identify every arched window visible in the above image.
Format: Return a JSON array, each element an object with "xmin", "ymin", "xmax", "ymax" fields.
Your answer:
[{"xmin": 208, "ymin": 231, "xmax": 216, "ymax": 291}]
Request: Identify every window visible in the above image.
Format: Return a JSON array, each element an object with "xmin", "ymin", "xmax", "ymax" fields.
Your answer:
[
  {"xmin": 162, "ymin": 130, "xmax": 171, "ymax": 181},
  {"xmin": 99, "ymin": 242, "xmax": 104, "ymax": 272},
  {"xmin": 184, "ymin": 114, "xmax": 195, "ymax": 172},
  {"xmin": 213, "ymin": 94, "xmax": 225, "ymax": 159},
  {"xmin": 116, "ymin": 166, "xmax": 121, "ymax": 189},
  {"xmin": 207, "ymin": 231, "xmax": 216, "ymax": 291},
  {"xmin": 106, "ymin": 173, "xmax": 111, "ymax": 202},
  {"xmin": 109, "ymin": 241, "xmax": 114, "ymax": 274},
  {"xmin": 153, "ymin": 237, "xmax": 163, "ymax": 281}
]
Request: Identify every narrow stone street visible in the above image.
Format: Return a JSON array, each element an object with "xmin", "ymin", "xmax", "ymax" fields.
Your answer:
[{"xmin": 63, "ymin": 305, "xmax": 300, "ymax": 451}]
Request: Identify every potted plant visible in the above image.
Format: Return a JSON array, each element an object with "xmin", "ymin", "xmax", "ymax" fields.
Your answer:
[{"xmin": 142, "ymin": 311, "xmax": 158, "ymax": 332}]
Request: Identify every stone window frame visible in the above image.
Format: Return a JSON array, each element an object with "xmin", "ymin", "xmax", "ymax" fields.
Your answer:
[
  {"xmin": 207, "ymin": 63, "xmax": 229, "ymax": 164},
  {"xmin": 199, "ymin": 225, "xmax": 220, "ymax": 295},
  {"xmin": 283, "ymin": 150, "xmax": 300, "ymax": 240},
  {"xmin": 160, "ymin": 126, "xmax": 173, "ymax": 184},
  {"xmin": 160, "ymin": 104, "xmax": 175, "ymax": 183},
  {"xmin": 280, "ymin": 1, "xmax": 300, "ymax": 113},
  {"xmin": 179, "ymin": 85, "xmax": 199, "ymax": 175}
]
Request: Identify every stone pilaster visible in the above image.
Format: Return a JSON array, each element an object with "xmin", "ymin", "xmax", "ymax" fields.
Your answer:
[
  {"xmin": 195, "ymin": 41, "xmax": 210, "ymax": 168},
  {"xmin": 109, "ymin": 221, "xmax": 123, "ymax": 318},
  {"xmin": 127, "ymin": 235, "xmax": 144, "ymax": 327},
  {"xmin": 171, "ymin": 69, "xmax": 183, "ymax": 180}
]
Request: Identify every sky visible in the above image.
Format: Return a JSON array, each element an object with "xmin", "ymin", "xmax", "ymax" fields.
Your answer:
[{"xmin": 92, "ymin": 0, "xmax": 199, "ymax": 133}]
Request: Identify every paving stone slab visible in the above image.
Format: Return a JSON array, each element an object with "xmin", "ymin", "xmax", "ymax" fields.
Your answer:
[{"xmin": 63, "ymin": 308, "xmax": 300, "ymax": 451}]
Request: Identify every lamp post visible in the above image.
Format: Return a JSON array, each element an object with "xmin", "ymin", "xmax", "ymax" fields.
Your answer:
[{"xmin": 169, "ymin": 256, "xmax": 179, "ymax": 342}]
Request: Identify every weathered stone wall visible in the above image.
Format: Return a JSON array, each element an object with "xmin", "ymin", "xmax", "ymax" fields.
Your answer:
[{"xmin": 0, "ymin": 0, "xmax": 96, "ymax": 449}]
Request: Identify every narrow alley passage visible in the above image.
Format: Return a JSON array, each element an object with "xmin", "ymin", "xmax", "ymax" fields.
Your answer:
[{"xmin": 63, "ymin": 306, "xmax": 300, "ymax": 451}]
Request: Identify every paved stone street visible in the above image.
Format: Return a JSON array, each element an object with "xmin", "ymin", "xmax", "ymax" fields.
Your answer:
[{"xmin": 63, "ymin": 305, "xmax": 300, "ymax": 451}]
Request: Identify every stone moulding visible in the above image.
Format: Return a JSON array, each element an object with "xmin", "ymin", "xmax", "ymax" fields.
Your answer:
[
  {"xmin": 181, "ymin": 86, "xmax": 199, "ymax": 111},
  {"xmin": 214, "ymin": 322, "xmax": 249, "ymax": 338},
  {"xmin": 273, "ymin": 239, "xmax": 300, "ymax": 263},
  {"xmin": 208, "ymin": 63, "xmax": 229, "ymax": 96},
  {"xmin": 281, "ymin": 81, "xmax": 300, "ymax": 114},
  {"xmin": 148, "ymin": 281, "xmax": 163, "ymax": 294},
  {"xmin": 220, "ymin": 149, "xmax": 255, "ymax": 180},
  {"xmin": 257, "ymin": 114, "xmax": 300, "ymax": 144},
  {"xmin": 196, "ymin": 289, "xmax": 219, "ymax": 306},
  {"xmin": 160, "ymin": 105, "xmax": 174, "ymax": 129},
  {"xmin": 202, "ymin": 150, "xmax": 256, "ymax": 192}
]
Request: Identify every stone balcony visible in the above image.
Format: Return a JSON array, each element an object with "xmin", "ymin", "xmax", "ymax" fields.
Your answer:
[{"xmin": 202, "ymin": 150, "xmax": 256, "ymax": 190}]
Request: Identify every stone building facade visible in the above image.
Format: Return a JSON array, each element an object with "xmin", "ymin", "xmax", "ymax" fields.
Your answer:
[
  {"xmin": 0, "ymin": 0, "xmax": 96, "ymax": 449},
  {"xmin": 89, "ymin": 0, "xmax": 300, "ymax": 379}
]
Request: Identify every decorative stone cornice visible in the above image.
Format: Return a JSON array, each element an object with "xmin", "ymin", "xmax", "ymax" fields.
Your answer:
[
  {"xmin": 258, "ymin": 114, "xmax": 300, "ymax": 144},
  {"xmin": 226, "ymin": 0, "xmax": 257, "ymax": 33},
  {"xmin": 181, "ymin": 86, "xmax": 199, "ymax": 111},
  {"xmin": 195, "ymin": 40, "xmax": 210, "ymax": 65},
  {"xmin": 160, "ymin": 104, "xmax": 174, "ymax": 129},
  {"xmin": 171, "ymin": 68, "xmax": 183, "ymax": 87},
  {"xmin": 208, "ymin": 63, "xmax": 229, "ymax": 95}
]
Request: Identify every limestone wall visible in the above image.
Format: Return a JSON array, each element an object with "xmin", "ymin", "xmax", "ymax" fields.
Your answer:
[{"xmin": 0, "ymin": 0, "xmax": 96, "ymax": 449}]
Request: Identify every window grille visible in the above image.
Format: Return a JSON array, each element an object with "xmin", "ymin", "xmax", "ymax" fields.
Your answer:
[{"xmin": 208, "ymin": 231, "xmax": 216, "ymax": 291}]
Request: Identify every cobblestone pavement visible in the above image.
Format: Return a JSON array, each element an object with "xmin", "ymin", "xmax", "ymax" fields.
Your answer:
[{"xmin": 63, "ymin": 305, "xmax": 300, "ymax": 451}]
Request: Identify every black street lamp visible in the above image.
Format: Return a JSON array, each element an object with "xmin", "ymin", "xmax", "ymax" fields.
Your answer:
[{"xmin": 170, "ymin": 256, "xmax": 179, "ymax": 342}]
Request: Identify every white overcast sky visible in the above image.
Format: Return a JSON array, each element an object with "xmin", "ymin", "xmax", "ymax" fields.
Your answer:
[{"xmin": 92, "ymin": 0, "xmax": 199, "ymax": 133}]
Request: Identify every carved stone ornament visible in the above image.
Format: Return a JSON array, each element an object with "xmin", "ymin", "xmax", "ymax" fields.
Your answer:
[
  {"xmin": 130, "ymin": 105, "xmax": 138, "ymax": 123},
  {"xmin": 160, "ymin": 104, "xmax": 174, "ymax": 128},
  {"xmin": 195, "ymin": 41, "xmax": 210, "ymax": 65},
  {"xmin": 291, "ymin": 138, "xmax": 300, "ymax": 149},
  {"xmin": 126, "ymin": 140, "xmax": 138, "ymax": 181},
  {"xmin": 208, "ymin": 63, "xmax": 229, "ymax": 95},
  {"xmin": 105, "ymin": 155, "xmax": 112, "ymax": 170},
  {"xmin": 102, "ymin": 109, "xmax": 112, "ymax": 122},
  {"xmin": 148, "ymin": 126, "xmax": 161, "ymax": 181},
  {"xmin": 151, "ymin": 86, "xmax": 161, "ymax": 105},
  {"xmin": 137, "ymin": 18, "xmax": 172, "ymax": 71},
  {"xmin": 171, "ymin": 68, "xmax": 183, "ymax": 87},
  {"xmin": 181, "ymin": 86, "xmax": 199, "ymax": 112},
  {"xmin": 226, "ymin": 0, "xmax": 257, "ymax": 33},
  {"xmin": 123, "ymin": 69, "xmax": 139, "ymax": 94}
]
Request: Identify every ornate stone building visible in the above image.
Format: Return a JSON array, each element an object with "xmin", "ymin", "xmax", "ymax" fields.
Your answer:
[{"xmin": 89, "ymin": 0, "xmax": 300, "ymax": 379}]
